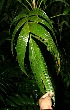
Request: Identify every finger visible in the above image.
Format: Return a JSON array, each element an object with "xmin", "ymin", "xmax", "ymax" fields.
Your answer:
[
  {"xmin": 41, "ymin": 92, "xmax": 49, "ymax": 99},
  {"xmin": 41, "ymin": 91, "xmax": 54, "ymax": 99}
]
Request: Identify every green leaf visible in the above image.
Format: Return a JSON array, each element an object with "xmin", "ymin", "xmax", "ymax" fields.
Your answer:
[
  {"xmin": 22, "ymin": 94, "xmax": 31, "ymax": 104},
  {"xmin": 0, "ymin": 83, "xmax": 6, "ymax": 93},
  {"xmin": 16, "ymin": 22, "xmax": 29, "ymax": 75},
  {"xmin": 6, "ymin": 99, "xmax": 17, "ymax": 107},
  {"xmin": 29, "ymin": 38, "xmax": 54, "ymax": 93},
  {"xmin": 29, "ymin": 9, "xmax": 53, "ymax": 27},
  {"xmin": 17, "ymin": 0, "xmax": 30, "ymax": 11},
  {"xmin": 28, "ymin": 8, "xmax": 55, "ymax": 37},
  {"xmin": 16, "ymin": 94, "xmax": 26, "ymax": 104},
  {"xmin": 11, "ymin": 12, "xmax": 28, "ymax": 25},
  {"xmin": 30, "ymin": 95, "xmax": 34, "ymax": 104},
  {"xmin": 29, "ymin": 38, "xmax": 55, "ymax": 104},
  {"xmin": 9, "ymin": 96, "xmax": 22, "ymax": 105},
  {"xmin": 29, "ymin": 22, "xmax": 59, "ymax": 63},
  {"xmin": 11, "ymin": 18, "xmax": 27, "ymax": 54},
  {"xmin": 29, "ymin": 38, "xmax": 45, "ymax": 93},
  {"xmin": 63, "ymin": 7, "xmax": 70, "ymax": 14},
  {"xmin": 28, "ymin": 15, "xmax": 53, "ymax": 32}
]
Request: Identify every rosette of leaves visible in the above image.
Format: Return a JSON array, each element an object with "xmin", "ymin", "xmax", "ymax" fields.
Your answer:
[{"xmin": 11, "ymin": 8, "xmax": 60, "ymax": 105}]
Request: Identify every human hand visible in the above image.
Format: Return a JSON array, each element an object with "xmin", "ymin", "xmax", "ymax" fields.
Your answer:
[{"xmin": 39, "ymin": 92, "xmax": 54, "ymax": 110}]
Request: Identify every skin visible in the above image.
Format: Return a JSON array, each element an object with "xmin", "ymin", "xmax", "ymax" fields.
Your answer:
[{"xmin": 39, "ymin": 92, "xmax": 53, "ymax": 110}]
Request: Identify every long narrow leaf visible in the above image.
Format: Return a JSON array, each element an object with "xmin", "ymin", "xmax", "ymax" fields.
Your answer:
[
  {"xmin": 29, "ymin": 38, "xmax": 54, "ymax": 93},
  {"xmin": 11, "ymin": 18, "xmax": 27, "ymax": 54},
  {"xmin": 29, "ymin": 37, "xmax": 55, "ymax": 104},
  {"xmin": 28, "ymin": 15, "xmax": 53, "ymax": 32},
  {"xmin": 11, "ymin": 12, "xmax": 28, "ymax": 25},
  {"xmin": 29, "ymin": 9, "xmax": 53, "ymax": 27},
  {"xmin": 16, "ymin": 22, "xmax": 29, "ymax": 75},
  {"xmin": 9, "ymin": 96, "xmax": 22, "ymax": 105},
  {"xmin": 29, "ymin": 22, "xmax": 60, "ymax": 63}
]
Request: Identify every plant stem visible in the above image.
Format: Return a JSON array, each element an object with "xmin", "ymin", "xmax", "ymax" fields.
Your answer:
[
  {"xmin": 50, "ymin": 14, "xmax": 66, "ymax": 18},
  {"xmin": 32, "ymin": 0, "xmax": 36, "ymax": 8},
  {"xmin": 26, "ymin": 0, "xmax": 32, "ymax": 9}
]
